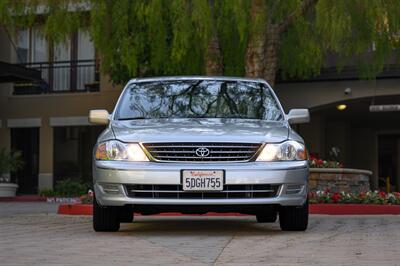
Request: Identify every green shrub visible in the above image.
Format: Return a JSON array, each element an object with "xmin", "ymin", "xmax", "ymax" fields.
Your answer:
[
  {"xmin": 39, "ymin": 188, "xmax": 55, "ymax": 197},
  {"xmin": 54, "ymin": 179, "xmax": 89, "ymax": 197}
]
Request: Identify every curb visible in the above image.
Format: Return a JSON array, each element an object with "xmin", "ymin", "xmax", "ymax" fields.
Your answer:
[
  {"xmin": 58, "ymin": 204, "xmax": 93, "ymax": 215},
  {"xmin": 309, "ymin": 204, "xmax": 400, "ymax": 215},
  {"xmin": 0, "ymin": 195, "xmax": 47, "ymax": 202},
  {"xmin": 58, "ymin": 203, "xmax": 400, "ymax": 216},
  {"xmin": 0, "ymin": 196, "xmax": 81, "ymax": 203}
]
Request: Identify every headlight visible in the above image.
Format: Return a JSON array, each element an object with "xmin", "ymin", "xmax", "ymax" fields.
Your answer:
[
  {"xmin": 256, "ymin": 141, "xmax": 307, "ymax": 161},
  {"xmin": 95, "ymin": 140, "xmax": 149, "ymax": 161}
]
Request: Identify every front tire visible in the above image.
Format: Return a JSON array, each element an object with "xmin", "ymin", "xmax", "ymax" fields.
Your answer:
[
  {"xmin": 279, "ymin": 199, "xmax": 308, "ymax": 231},
  {"xmin": 93, "ymin": 197, "xmax": 120, "ymax": 232}
]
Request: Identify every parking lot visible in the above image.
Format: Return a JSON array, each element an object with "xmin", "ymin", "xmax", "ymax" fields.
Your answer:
[{"xmin": 1, "ymin": 202, "xmax": 400, "ymax": 266}]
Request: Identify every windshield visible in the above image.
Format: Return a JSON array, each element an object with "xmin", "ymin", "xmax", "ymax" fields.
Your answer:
[{"xmin": 115, "ymin": 80, "xmax": 284, "ymax": 121}]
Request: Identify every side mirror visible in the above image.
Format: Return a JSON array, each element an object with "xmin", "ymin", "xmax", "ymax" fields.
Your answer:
[
  {"xmin": 286, "ymin": 109, "xmax": 310, "ymax": 124},
  {"xmin": 89, "ymin": 109, "xmax": 110, "ymax": 125}
]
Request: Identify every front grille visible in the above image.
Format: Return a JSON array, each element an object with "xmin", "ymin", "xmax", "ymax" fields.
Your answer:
[
  {"xmin": 143, "ymin": 142, "xmax": 262, "ymax": 162},
  {"xmin": 125, "ymin": 184, "xmax": 280, "ymax": 199}
]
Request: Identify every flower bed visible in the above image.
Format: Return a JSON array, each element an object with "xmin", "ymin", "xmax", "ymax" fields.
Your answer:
[
  {"xmin": 309, "ymin": 156, "xmax": 342, "ymax": 168},
  {"xmin": 309, "ymin": 189, "xmax": 400, "ymax": 205},
  {"xmin": 57, "ymin": 188, "xmax": 400, "ymax": 216}
]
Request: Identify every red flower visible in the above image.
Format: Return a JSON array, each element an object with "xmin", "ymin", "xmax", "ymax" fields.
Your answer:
[
  {"xmin": 332, "ymin": 192, "xmax": 341, "ymax": 203},
  {"xmin": 317, "ymin": 159, "xmax": 324, "ymax": 166},
  {"xmin": 379, "ymin": 191, "xmax": 386, "ymax": 198},
  {"xmin": 324, "ymin": 188, "xmax": 331, "ymax": 193},
  {"xmin": 359, "ymin": 192, "xmax": 366, "ymax": 199}
]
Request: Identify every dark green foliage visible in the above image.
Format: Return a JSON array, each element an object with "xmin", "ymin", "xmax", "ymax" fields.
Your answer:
[
  {"xmin": 89, "ymin": 0, "xmax": 209, "ymax": 82},
  {"xmin": 39, "ymin": 179, "xmax": 91, "ymax": 197},
  {"xmin": 38, "ymin": 188, "xmax": 55, "ymax": 197},
  {"xmin": 217, "ymin": 0, "xmax": 250, "ymax": 76},
  {"xmin": 53, "ymin": 179, "xmax": 90, "ymax": 197}
]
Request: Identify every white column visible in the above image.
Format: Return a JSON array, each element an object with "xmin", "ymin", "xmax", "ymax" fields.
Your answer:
[{"xmin": 38, "ymin": 123, "xmax": 53, "ymax": 190}]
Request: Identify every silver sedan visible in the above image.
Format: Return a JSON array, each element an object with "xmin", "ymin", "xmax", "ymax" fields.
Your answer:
[{"xmin": 90, "ymin": 76, "xmax": 310, "ymax": 232}]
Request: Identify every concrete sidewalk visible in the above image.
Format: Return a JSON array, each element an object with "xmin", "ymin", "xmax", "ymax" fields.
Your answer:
[{"xmin": 0, "ymin": 202, "xmax": 59, "ymax": 217}]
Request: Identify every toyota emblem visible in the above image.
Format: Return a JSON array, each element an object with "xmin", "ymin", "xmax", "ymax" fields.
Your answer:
[{"xmin": 195, "ymin": 147, "xmax": 210, "ymax": 157}]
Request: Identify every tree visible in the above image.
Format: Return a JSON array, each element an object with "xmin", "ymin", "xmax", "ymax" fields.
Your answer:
[
  {"xmin": 1, "ymin": 0, "xmax": 399, "ymax": 85},
  {"xmin": 245, "ymin": 0, "xmax": 321, "ymax": 85},
  {"xmin": 204, "ymin": 0, "xmax": 223, "ymax": 75}
]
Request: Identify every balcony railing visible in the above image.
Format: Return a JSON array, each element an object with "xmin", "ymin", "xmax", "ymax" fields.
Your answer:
[{"xmin": 13, "ymin": 59, "xmax": 100, "ymax": 95}]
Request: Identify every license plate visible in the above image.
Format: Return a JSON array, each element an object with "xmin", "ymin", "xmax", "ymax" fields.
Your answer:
[{"xmin": 182, "ymin": 170, "xmax": 224, "ymax": 191}]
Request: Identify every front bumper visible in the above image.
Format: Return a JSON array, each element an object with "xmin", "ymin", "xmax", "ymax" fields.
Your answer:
[{"xmin": 94, "ymin": 160, "xmax": 309, "ymax": 207}]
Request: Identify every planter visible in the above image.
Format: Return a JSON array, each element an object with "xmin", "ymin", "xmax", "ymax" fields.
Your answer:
[
  {"xmin": 0, "ymin": 183, "xmax": 18, "ymax": 197},
  {"xmin": 13, "ymin": 83, "xmax": 43, "ymax": 95},
  {"xmin": 84, "ymin": 82, "xmax": 100, "ymax": 92},
  {"xmin": 309, "ymin": 168, "xmax": 372, "ymax": 193}
]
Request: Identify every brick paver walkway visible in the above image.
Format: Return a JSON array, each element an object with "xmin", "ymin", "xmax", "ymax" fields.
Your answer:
[{"xmin": 0, "ymin": 203, "xmax": 400, "ymax": 265}]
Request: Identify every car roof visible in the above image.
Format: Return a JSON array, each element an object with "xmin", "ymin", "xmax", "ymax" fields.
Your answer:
[{"xmin": 127, "ymin": 76, "xmax": 267, "ymax": 84}]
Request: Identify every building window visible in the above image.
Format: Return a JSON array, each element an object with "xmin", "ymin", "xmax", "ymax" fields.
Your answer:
[
  {"xmin": 14, "ymin": 28, "xmax": 98, "ymax": 93},
  {"xmin": 16, "ymin": 27, "xmax": 49, "ymax": 64},
  {"xmin": 16, "ymin": 29, "xmax": 29, "ymax": 63},
  {"xmin": 77, "ymin": 29, "xmax": 96, "ymax": 91},
  {"xmin": 53, "ymin": 40, "xmax": 72, "ymax": 91}
]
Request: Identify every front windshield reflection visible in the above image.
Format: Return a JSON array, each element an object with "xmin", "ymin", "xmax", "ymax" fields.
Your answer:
[{"xmin": 115, "ymin": 80, "xmax": 283, "ymax": 121}]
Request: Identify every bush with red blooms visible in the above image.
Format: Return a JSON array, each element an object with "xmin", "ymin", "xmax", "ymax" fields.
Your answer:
[
  {"xmin": 308, "ymin": 155, "xmax": 343, "ymax": 168},
  {"xmin": 308, "ymin": 189, "xmax": 400, "ymax": 205}
]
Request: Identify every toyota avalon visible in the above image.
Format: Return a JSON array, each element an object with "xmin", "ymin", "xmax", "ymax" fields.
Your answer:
[{"xmin": 90, "ymin": 76, "xmax": 310, "ymax": 232}]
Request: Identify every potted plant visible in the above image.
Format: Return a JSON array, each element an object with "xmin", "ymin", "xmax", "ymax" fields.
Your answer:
[{"xmin": 0, "ymin": 148, "xmax": 24, "ymax": 197}]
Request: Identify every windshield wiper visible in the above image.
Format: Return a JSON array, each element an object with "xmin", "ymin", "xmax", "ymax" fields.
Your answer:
[
  {"xmin": 118, "ymin": 117, "xmax": 146, "ymax": 120},
  {"xmin": 118, "ymin": 116, "xmax": 174, "ymax": 120}
]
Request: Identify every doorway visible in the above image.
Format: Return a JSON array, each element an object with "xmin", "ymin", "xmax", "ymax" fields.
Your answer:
[
  {"xmin": 10, "ymin": 128, "xmax": 40, "ymax": 194},
  {"xmin": 53, "ymin": 126, "xmax": 104, "ymax": 185},
  {"xmin": 378, "ymin": 134, "xmax": 400, "ymax": 192}
]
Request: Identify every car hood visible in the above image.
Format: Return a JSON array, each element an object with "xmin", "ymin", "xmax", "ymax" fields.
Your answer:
[{"xmin": 110, "ymin": 118, "xmax": 289, "ymax": 143}]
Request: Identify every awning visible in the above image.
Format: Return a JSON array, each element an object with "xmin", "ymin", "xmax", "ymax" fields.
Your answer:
[{"xmin": 0, "ymin": 61, "xmax": 42, "ymax": 83}]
